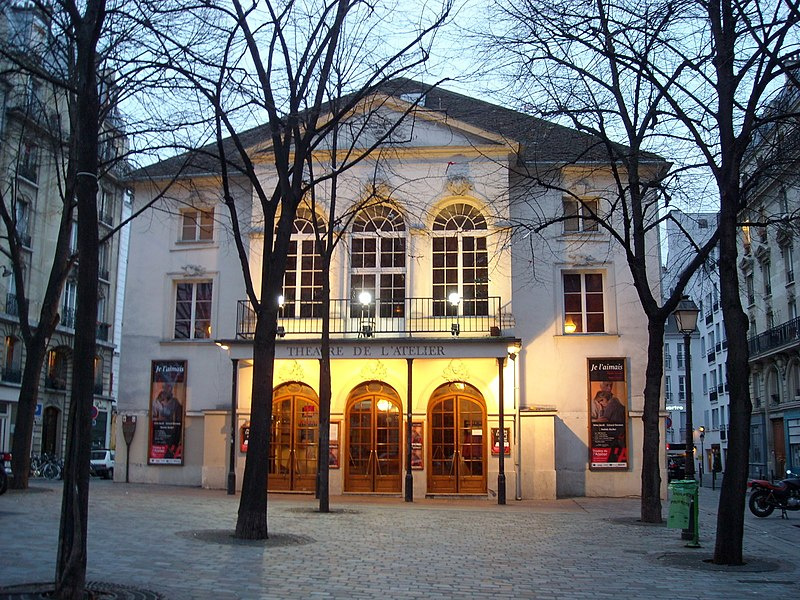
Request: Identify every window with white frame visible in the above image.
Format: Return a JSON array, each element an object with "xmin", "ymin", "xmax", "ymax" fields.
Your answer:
[
  {"xmin": 15, "ymin": 196, "xmax": 30, "ymax": 246},
  {"xmin": 282, "ymin": 208, "xmax": 324, "ymax": 318},
  {"xmin": 562, "ymin": 197, "xmax": 598, "ymax": 233},
  {"xmin": 665, "ymin": 376, "xmax": 672, "ymax": 401},
  {"xmin": 432, "ymin": 203, "xmax": 489, "ymax": 317},
  {"xmin": 763, "ymin": 260, "xmax": 772, "ymax": 296},
  {"xmin": 677, "ymin": 342, "xmax": 684, "ymax": 368},
  {"xmin": 785, "ymin": 245, "xmax": 795, "ymax": 284},
  {"xmin": 350, "ymin": 205, "xmax": 405, "ymax": 318},
  {"xmin": 174, "ymin": 280, "xmax": 212, "ymax": 339},
  {"xmin": 99, "ymin": 189, "xmax": 115, "ymax": 225},
  {"xmin": 180, "ymin": 207, "xmax": 214, "ymax": 242},
  {"xmin": 702, "ymin": 373, "xmax": 707, "ymax": 395},
  {"xmin": 678, "ymin": 375, "xmax": 685, "ymax": 402},
  {"xmin": 62, "ymin": 279, "xmax": 77, "ymax": 328},
  {"xmin": 563, "ymin": 272, "xmax": 604, "ymax": 333}
]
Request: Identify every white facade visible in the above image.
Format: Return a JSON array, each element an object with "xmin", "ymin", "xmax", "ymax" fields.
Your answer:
[{"xmin": 119, "ymin": 84, "xmax": 662, "ymax": 498}]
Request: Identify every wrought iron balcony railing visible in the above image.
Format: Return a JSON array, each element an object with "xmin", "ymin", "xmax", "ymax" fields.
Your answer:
[
  {"xmin": 749, "ymin": 315, "xmax": 800, "ymax": 359},
  {"xmin": 236, "ymin": 296, "xmax": 504, "ymax": 339}
]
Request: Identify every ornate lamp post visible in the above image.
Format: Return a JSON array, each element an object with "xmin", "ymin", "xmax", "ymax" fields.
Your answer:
[{"xmin": 673, "ymin": 295, "xmax": 699, "ymax": 481}]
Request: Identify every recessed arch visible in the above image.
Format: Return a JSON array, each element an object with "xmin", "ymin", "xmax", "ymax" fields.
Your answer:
[
  {"xmin": 269, "ymin": 381, "xmax": 320, "ymax": 492},
  {"xmin": 427, "ymin": 381, "xmax": 487, "ymax": 494},
  {"xmin": 344, "ymin": 380, "xmax": 402, "ymax": 493}
]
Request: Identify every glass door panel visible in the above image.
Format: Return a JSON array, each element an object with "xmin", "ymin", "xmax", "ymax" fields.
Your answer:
[
  {"xmin": 345, "ymin": 393, "xmax": 402, "ymax": 493},
  {"xmin": 268, "ymin": 389, "xmax": 319, "ymax": 492}
]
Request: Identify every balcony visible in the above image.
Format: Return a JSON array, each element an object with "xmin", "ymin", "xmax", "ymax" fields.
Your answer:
[
  {"xmin": 748, "ymin": 315, "xmax": 800, "ymax": 359},
  {"xmin": 60, "ymin": 307, "xmax": 76, "ymax": 329},
  {"xmin": 96, "ymin": 322, "xmax": 110, "ymax": 342},
  {"xmin": 710, "ymin": 390, "xmax": 718, "ymax": 402},
  {"xmin": 707, "ymin": 349, "xmax": 716, "ymax": 364},
  {"xmin": 236, "ymin": 296, "xmax": 504, "ymax": 339},
  {"xmin": 1, "ymin": 367, "xmax": 21, "ymax": 383},
  {"xmin": 5, "ymin": 293, "xmax": 19, "ymax": 316}
]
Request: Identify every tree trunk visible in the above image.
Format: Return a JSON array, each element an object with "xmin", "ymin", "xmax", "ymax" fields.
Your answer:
[
  {"xmin": 9, "ymin": 340, "xmax": 48, "ymax": 489},
  {"xmin": 640, "ymin": 317, "xmax": 666, "ymax": 522},
  {"xmin": 713, "ymin": 191, "xmax": 750, "ymax": 565},
  {"xmin": 236, "ymin": 306, "xmax": 275, "ymax": 539},
  {"xmin": 55, "ymin": 3, "xmax": 103, "ymax": 595},
  {"xmin": 317, "ymin": 253, "xmax": 333, "ymax": 513}
]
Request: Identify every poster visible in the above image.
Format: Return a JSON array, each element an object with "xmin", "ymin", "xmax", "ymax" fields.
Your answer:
[
  {"xmin": 411, "ymin": 422, "xmax": 423, "ymax": 469},
  {"xmin": 148, "ymin": 360, "xmax": 186, "ymax": 465},
  {"xmin": 588, "ymin": 357, "xmax": 628, "ymax": 470},
  {"xmin": 329, "ymin": 421, "xmax": 340, "ymax": 469},
  {"xmin": 491, "ymin": 427, "xmax": 511, "ymax": 455}
]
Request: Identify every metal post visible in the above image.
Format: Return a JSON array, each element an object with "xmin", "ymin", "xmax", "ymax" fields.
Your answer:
[
  {"xmin": 684, "ymin": 332, "xmax": 694, "ymax": 480},
  {"xmin": 227, "ymin": 358, "xmax": 239, "ymax": 495},
  {"xmin": 497, "ymin": 356, "xmax": 506, "ymax": 505},
  {"xmin": 405, "ymin": 358, "xmax": 413, "ymax": 502}
]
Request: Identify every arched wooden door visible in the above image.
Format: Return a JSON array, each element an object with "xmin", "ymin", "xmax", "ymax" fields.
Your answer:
[
  {"xmin": 41, "ymin": 406, "xmax": 60, "ymax": 456},
  {"xmin": 345, "ymin": 382, "xmax": 402, "ymax": 493},
  {"xmin": 269, "ymin": 383, "xmax": 319, "ymax": 492},
  {"xmin": 428, "ymin": 383, "xmax": 487, "ymax": 494}
]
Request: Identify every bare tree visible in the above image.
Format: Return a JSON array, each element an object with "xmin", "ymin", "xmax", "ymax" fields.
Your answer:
[
  {"xmin": 485, "ymin": 0, "xmax": 800, "ymax": 563},
  {"xmin": 141, "ymin": 0, "xmax": 453, "ymax": 539}
]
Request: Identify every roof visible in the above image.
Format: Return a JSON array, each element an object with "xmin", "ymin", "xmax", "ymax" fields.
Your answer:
[{"xmin": 130, "ymin": 77, "xmax": 665, "ymax": 181}]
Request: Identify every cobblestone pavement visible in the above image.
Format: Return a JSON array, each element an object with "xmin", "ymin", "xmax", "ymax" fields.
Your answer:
[{"xmin": 1, "ymin": 479, "xmax": 798, "ymax": 599}]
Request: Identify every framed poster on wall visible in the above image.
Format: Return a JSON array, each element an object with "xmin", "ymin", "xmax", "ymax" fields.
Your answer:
[
  {"xmin": 329, "ymin": 421, "xmax": 340, "ymax": 469},
  {"xmin": 411, "ymin": 422, "xmax": 423, "ymax": 469},
  {"xmin": 148, "ymin": 360, "xmax": 186, "ymax": 465},
  {"xmin": 588, "ymin": 357, "xmax": 628, "ymax": 470},
  {"xmin": 491, "ymin": 427, "xmax": 511, "ymax": 455}
]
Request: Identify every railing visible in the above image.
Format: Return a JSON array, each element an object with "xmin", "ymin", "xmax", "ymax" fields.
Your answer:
[
  {"xmin": 710, "ymin": 391, "xmax": 718, "ymax": 402},
  {"xmin": 60, "ymin": 308, "xmax": 76, "ymax": 329},
  {"xmin": 96, "ymin": 322, "xmax": 110, "ymax": 342},
  {"xmin": 236, "ymin": 296, "xmax": 504, "ymax": 339},
  {"xmin": 748, "ymin": 315, "xmax": 800, "ymax": 358},
  {"xmin": 707, "ymin": 350, "xmax": 716, "ymax": 364},
  {"xmin": 5, "ymin": 293, "xmax": 19, "ymax": 316},
  {"xmin": 1, "ymin": 367, "xmax": 21, "ymax": 383}
]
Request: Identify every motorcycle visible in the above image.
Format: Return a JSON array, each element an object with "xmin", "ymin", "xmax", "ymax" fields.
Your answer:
[
  {"xmin": 0, "ymin": 451, "xmax": 9, "ymax": 495},
  {"xmin": 748, "ymin": 469, "xmax": 800, "ymax": 518}
]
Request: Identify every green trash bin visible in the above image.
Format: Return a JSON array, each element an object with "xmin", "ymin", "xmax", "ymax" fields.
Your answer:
[{"xmin": 667, "ymin": 479, "xmax": 697, "ymax": 529}]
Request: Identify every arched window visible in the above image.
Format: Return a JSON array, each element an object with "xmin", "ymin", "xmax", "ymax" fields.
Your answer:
[
  {"xmin": 282, "ymin": 208, "xmax": 325, "ymax": 318},
  {"xmin": 350, "ymin": 205, "xmax": 406, "ymax": 318},
  {"xmin": 432, "ymin": 203, "xmax": 488, "ymax": 316}
]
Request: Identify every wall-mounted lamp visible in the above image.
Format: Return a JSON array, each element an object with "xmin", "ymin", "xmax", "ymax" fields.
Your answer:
[
  {"xmin": 449, "ymin": 292, "xmax": 461, "ymax": 336},
  {"xmin": 277, "ymin": 294, "xmax": 285, "ymax": 308},
  {"xmin": 564, "ymin": 318, "xmax": 577, "ymax": 334},
  {"xmin": 359, "ymin": 290, "xmax": 372, "ymax": 306},
  {"xmin": 215, "ymin": 342, "xmax": 229, "ymax": 351},
  {"xmin": 507, "ymin": 342, "xmax": 521, "ymax": 360},
  {"xmin": 448, "ymin": 291, "xmax": 461, "ymax": 307}
]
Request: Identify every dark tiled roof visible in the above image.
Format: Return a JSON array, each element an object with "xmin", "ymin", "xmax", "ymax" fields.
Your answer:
[{"xmin": 130, "ymin": 77, "xmax": 662, "ymax": 181}]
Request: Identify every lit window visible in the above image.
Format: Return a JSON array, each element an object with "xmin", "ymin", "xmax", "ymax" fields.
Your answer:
[
  {"xmin": 180, "ymin": 208, "xmax": 214, "ymax": 242},
  {"xmin": 562, "ymin": 272, "xmax": 604, "ymax": 333},
  {"xmin": 351, "ymin": 205, "xmax": 405, "ymax": 318},
  {"xmin": 282, "ymin": 208, "xmax": 324, "ymax": 318},
  {"xmin": 432, "ymin": 203, "xmax": 489, "ymax": 317},
  {"xmin": 174, "ymin": 281, "xmax": 213, "ymax": 339},
  {"xmin": 563, "ymin": 198, "xmax": 598, "ymax": 233}
]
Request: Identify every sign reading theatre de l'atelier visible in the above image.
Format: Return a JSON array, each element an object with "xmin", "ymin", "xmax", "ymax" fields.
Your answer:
[{"xmin": 588, "ymin": 358, "xmax": 628, "ymax": 471}]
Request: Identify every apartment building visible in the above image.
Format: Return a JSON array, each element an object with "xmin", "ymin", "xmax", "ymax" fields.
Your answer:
[{"xmin": 0, "ymin": 1, "xmax": 127, "ymax": 457}]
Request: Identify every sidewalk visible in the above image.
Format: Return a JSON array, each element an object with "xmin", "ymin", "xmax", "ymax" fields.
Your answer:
[{"xmin": 1, "ymin": 480, "xmax": 798, "ymax": 599}]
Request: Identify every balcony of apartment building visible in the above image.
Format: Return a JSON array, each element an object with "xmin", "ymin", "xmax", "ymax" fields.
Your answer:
[
  {"xmin": 58, "ymin": 308, "xmax": 111, "ymax": 342},
  {"xmin": 235, "ymin": 296, "xmax": 505, "ymax": 339},
  {"xmin": 748, "ymin": 315, "xmax": 800, "ymax": 359}
]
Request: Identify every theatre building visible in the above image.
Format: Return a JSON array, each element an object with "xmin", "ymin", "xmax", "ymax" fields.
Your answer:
[{"xmin": 118, "ymin": 80, "xmax": 664, "ymax": 499}]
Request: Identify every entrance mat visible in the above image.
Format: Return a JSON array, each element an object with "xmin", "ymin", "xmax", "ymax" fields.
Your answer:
[{"xmin": 177, "ymin": 529, "xmax": 314, "ymax": 547}]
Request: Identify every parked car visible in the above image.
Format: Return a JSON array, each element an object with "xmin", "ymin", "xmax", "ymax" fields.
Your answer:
[
  {"xmin": 90, "ymin": 449, "xmax": 115, "ymax": 479},
  {"xmin": 667, "ymin": 455, "xmax": 686, "ymax": 482}
]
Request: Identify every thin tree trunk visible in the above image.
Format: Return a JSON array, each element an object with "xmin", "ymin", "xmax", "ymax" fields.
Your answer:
[
  {"xmin": 641, "ymin": 317, "xmax": 666, "ymax": 522},
  {"xmin": 713, "ymin": 191, "xmax": 750, "ymax": 565},
  {"xmin": 317, "ymin": 252, "xmax": 333, "ymax": 513},
  {"xmin": 55, "ymin": 3, "xmax": 103, "ymax": 595}
]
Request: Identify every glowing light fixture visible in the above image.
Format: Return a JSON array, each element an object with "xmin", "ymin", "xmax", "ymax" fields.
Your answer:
[{"xmin": 564, "ymin": 318, "xmax": 577, "ymax": 334}]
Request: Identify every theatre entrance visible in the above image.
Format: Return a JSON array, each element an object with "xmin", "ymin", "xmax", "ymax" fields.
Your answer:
[
  {"xmin": 268, "ymin": 383, "xmax": 319, "ymax": 492},
  {"xmin": 344, "ymin": 382, "xmax": 402, "ymax": 493},
  {"xmin": 428, "ymin": 383, "xmax": 487, "ymax": 494}
]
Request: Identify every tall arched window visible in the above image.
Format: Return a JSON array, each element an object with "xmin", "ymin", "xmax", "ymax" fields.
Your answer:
[
  {"xmin": 350, "ymin": 205, "xmax": 406, "ymax": 317},
  {"xmin": 282, "ymin": 208, "xmax": 325, "ymax": 318},
  {"xmin": 432, "ymin": 202, "xmax": 488, "ymax": 316}
]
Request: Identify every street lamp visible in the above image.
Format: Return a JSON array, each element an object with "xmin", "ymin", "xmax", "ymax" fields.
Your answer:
[
  {"xmin": 673, "ymin": 295, "xmax": 699, "ymax": 481},
  {"xmin": 698, "ymin": 426, "xmax": 706, "ymax": 480},
  {"xmin": 216, "ymin": 342, "xmax": 238, "ymax": 495},
  {"xmin": 449, "ymin": 292, "xmax": 461, "ymax": 336}
]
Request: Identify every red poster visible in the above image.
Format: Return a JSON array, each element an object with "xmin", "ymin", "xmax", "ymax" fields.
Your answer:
[
  {"xmin": 148, "ymin": 360, "xmax": 186, "ymax": 465},
  {"xmin": 588, "ymin": 358, "xmax": 628, "ymax": 470}
]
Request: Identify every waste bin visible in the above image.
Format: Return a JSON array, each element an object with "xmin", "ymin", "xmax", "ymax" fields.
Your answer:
[{"xmin": 668, "ymin": 479, "xmax": 699, "ymax": 547}]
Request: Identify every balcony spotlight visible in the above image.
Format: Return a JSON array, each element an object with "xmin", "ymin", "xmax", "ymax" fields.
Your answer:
[
  {"xmin": 276, "ymin": 325, "xmax": 286, "ymax": 338},
  {"xmin": 359, "ymin": 290, "xmax": 372, "ymax": 306},
  {"xmin": 277, "ymin": 294, "xmax": 285, "ymax": 308},
  {"xmin": 449, "ymin": 291, "xmax": 461, "ymax": 336},
  {"xmin": 448, "ymin": 291, "xmax": 461, "ymax": 306}
]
